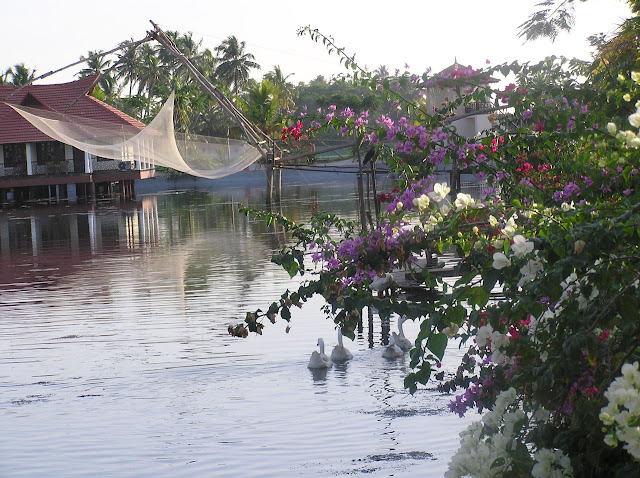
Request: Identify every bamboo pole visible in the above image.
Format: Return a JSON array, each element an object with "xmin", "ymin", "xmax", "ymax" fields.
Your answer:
[
  {"xmin": 149, "ymin": 21, "xmax": 278, "ymax": 162},
  {"xmin": 356, "ymin": 148, "xmax": 367, "ymax": 232}
]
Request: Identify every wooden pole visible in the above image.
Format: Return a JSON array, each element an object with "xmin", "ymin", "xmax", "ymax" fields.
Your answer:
[
  {"xmin": 372, "ymin": 161, "xmax": 380, "ymax": 217},
  {"xmin": 356, "ymin": 148, "xmax": 367, "ymax": 232}
]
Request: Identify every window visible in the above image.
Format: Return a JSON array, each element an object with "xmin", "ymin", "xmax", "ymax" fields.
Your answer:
[
  {"xmin": 2, "ymin": 143, "xmax": 27, "ymax": 168},
  {"xmin": 36, "ymin": 141, "xmax": 65, "ymax": 164}
]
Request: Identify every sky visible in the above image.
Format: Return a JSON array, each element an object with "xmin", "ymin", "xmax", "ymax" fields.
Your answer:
[{"xmin": 0, "ymin": 0, "xmax": 633, "ymax": 86}]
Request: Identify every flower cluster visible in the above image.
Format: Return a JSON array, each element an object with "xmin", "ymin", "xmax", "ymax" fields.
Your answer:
[{"xmin": 600, "ymin": 362, "xmax": 640, "ymax": 459}]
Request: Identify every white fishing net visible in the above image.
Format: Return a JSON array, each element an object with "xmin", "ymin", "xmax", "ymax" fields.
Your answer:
[{"xmin": 7, "ymin": 92, "xmax": 263, "ymax": 179}]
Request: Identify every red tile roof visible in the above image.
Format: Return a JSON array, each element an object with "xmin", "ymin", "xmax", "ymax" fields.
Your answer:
[{"xmin": 0, "ymin": 76, "xmax": 146, "ymax": 144}]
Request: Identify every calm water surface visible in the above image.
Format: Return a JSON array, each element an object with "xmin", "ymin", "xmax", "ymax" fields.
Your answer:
[{"xmin": 0, "ymin": 173, "xmax": 476, "ymax": 477}]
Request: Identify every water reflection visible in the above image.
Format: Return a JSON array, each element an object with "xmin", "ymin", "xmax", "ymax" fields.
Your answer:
[{"xmin": 0, "ymin": 178, "xmax": 474, "ymax": 477}]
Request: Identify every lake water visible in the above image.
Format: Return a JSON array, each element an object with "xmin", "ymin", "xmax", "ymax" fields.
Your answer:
[{"xmin": 0, "ymin": 171, "xmax": 476, "ymax": 477}]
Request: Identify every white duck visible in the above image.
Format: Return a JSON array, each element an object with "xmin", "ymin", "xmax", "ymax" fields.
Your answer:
[
  {"xmin": 331, "ymin": 328, "xmax": 353, "ymax": 362},
  {"xmin": 395, "ymin": 316, "xmax": 413, "ymax": 352},
  {"xmin": 308, "ymin": 338, "xmax": 333, "ymax": 369},
  {"xmin": 382, "ymin": 335, "xmax": 404, "ymax": 358},
  {"xmin": 369, "ymin": 273, "xmax": 394, "ymax": 296}
]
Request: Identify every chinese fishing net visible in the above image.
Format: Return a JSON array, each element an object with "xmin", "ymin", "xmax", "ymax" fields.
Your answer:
[{"xmin": 6, "ymin": 92, "xmax": 262, "ymax": 179}]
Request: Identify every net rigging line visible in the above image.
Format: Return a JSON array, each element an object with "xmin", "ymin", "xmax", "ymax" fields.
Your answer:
[{"xmin": 1, "ymin": 35, "xmax": 153, "ymax": 103}]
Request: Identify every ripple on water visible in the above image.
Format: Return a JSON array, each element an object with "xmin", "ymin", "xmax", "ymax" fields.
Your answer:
[{"xmin": 0, "ymin": 185, "xmax": 473, "ymax": 477}]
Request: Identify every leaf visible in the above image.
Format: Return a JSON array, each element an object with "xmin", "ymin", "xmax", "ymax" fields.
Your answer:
[
  {"xmin": 469, "ymin": 286, "xmax": 490, "ymax": 308},
  {"xmin": 617, "ymin": 292, "xmax": 638, "ymax": 322},
  {"xmin": 427, "ymin": 333, "xmax": 448, "ymax": 361},
  {"xmin": 280, "ymin": 306, "xmax": 291, "ymax": 321},
  {"xmin": 404, "ymin": 372, "xmax": 418, "ymax": 394},
  {"xmin": 446, "ymin": 305, "xmax": 466, "ymax": 326},
  {"xmin": 415, "ymin": 362, "xmax": 432, "ymax": 384},
  {"xmin": 483, "ymin": 268, "xmax": 501, "ymax": 293}
]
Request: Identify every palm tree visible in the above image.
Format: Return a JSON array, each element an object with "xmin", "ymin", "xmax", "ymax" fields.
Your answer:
[
  {"xmin": 195, "ymin": 47, "xmax": 218, "ymax": 83},
  {"xmin": 115, "ymin": 39, "xmax": 142, "ymax": 97},
  {"xmin": 0, "ymin": 68, "xmax": 11, "ymax": 85},
  {"xmin": 8, "ymin": 63, "xmax": 36, "ymax": 85},
  {"xmin": 175, "ymin": 32, "xmax": 202, "ymax": 81},
  {"xmin": 137, "ymin": 44, "xmax": 165, "ymax": 118},
  {"xmin": 215, "ymin": 36, "xmax": 260, "ymax": 103},
  {"xmin": 78, "ymin": 50, "xmax": 111, "ymax": 78},
  {"xmin": 77, "ymin": 50, "xmax": 117, "ymax": 100},
  {"xmin": 264, "ymin": 65, "xmax": 296, "ymax": 109},
  {"xmin": 238, "ymin": 79, "xmax": 280, "ymax": 134}
]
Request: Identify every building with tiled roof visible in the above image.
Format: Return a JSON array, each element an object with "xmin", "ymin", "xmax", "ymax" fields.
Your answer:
[{"xmin": 0, "ymin": 76, "xmax": 154, "ymax": 205}]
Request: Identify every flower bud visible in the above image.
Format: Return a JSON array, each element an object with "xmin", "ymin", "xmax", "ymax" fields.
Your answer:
[{"xmin": 574, "ymin": 240, "xmax": 586, "ymax": 254}]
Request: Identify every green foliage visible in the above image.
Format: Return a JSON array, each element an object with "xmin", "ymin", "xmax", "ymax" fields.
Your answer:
[{"xmin": 236, "ymin": 10, "xmax": 640, "ymax": 475}]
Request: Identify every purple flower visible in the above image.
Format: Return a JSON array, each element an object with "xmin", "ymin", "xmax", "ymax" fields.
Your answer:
[
  {"xmin": 522, "ymin": 109, "xmax": 533, "ymax": 120},
  {"xmin": 563, "ymin": 182, "xmax": 581, "ymax": 199},
  {"xmin": 340, "ymin": 107, "xmax": 354, "ymax": 118},
  {"xmin": 377, "ymin": 115, "xmax": 394, "ymax": 128},
  {"xmin": 623, "ymin": 188, "xmax": 634, "ymax": 196},
  {"xmin": 328, "ymin": 104, "xmax": 336, "ymax": 111}
]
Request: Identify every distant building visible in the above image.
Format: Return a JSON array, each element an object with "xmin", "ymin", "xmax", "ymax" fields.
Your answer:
[
  {"xmin": 422, "ymin": 60, "xmax": 499, "ymax": 196},
  {"xmin": 0, "ymin": 76, "xmax": 154, "ymax": 205},
  {"xmin": 424, "ymin": 59, "xmax": 499, "ymax": 138}
]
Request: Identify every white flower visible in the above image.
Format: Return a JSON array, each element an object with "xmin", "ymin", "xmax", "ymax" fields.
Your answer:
[
  {"xmin": 424, "ymin": 215, "xmax": 439, "ymax": 232},
  {"xmin": 493, "ymin": 252, "xmax": 511, "ymax": 270},
  {"xmin": 476, "ymin": 324, "xmax": 494, "ymax": 348},
  {"xmin": 396, "ymin": 201, "xmax": 403, "ymax": 210},
  {"xmin": 443, "ymin": 323, "xmax": 459, "ymax": 338},
  {"xmin": 629, "ymin": 112, "xmax": 640, "ymax": 128},
  {"xmin": 488, "ymin": 215, "xmax": 499, "ymax": 228},
  {"xmin": 518, "ymin": 258, "xmax": 544, "ymax": 287},
  {"xmin": 429, "ymin": 182, "xmax": 450, "ymax": 202},
  {"xmin": 446, "ymin": 388, "xmax": 520, "ymax": 478},
  {"xmin": 607, "ymin": 122, "xmax": 617, "ymax": 135},
  {"xmin": 632, "ymin": 71, "xmax": 640, "ymax": 83},
  {"xmin": 412, "ymin": 193, "xmax": 430, "ymax": 211},
  {"xmin": 561, "ymin": 201, "xmax": 575, "ymax": 212},
  {"xmin": 501, "ymin": 215, "xmax": 517, "ymax": 238},
  {"xmin": 531, "ymin": 448, "xmax": 573, "ymax": 478},
  {"xmin": 454, "ymin": 192, "xmax": 475, "ymax": 211},
  {"xmin": 601, "ymin": 362, "xmax": 640, "ymax": 459},
  {"xmin": 511, "ymin": 234, "xmax": 534, "ymax": 258},
  {"xmin": 624, "ymin": 93, "xmax": 632, "ymax": 102}
]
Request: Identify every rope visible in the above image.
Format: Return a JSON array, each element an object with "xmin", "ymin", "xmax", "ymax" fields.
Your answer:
[
  {"xmin": 63, "ymin": 34, "xmax": 153, "ymax": 113},
  {"xmin": 1, "ymin": 35, "xmax": 151, "ymax": 102},
  {"xmin": 148, "ymin": 20, "xmax": 277, "ymax": 161}
]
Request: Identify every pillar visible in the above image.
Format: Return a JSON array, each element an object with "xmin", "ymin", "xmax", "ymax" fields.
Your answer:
[{"xmin": 26, "ymin": 143, "xmax": 36, "ymax": 176}]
